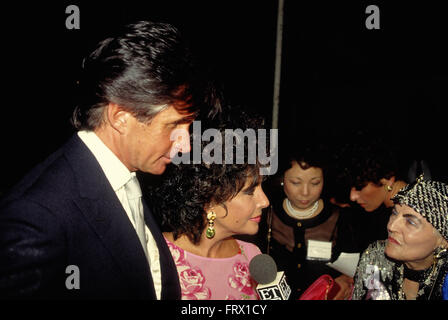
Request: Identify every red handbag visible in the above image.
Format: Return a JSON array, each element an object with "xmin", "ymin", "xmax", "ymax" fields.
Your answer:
[{"xmin": 298, "ymin": 275, "xmax": 341, "ymax": 300}]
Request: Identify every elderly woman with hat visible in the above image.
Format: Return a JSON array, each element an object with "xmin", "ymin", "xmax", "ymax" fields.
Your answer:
[{"xmin": 352, "ymin": 175, "xmax": 448, "ymax": 300}]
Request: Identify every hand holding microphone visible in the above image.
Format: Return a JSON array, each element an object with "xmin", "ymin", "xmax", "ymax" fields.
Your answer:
[{"xmin": 249, "ymin": 254, "xmax": 291, "ymax": 300}]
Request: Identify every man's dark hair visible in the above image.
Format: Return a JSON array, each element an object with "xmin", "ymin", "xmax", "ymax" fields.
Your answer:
[
  {"xmin": 149, "ymin": 106, "xmax": 267, "ymax": 244},
  {"xmin": 72, "ymin": 20, "xmax": 204, "ymax": 130}
]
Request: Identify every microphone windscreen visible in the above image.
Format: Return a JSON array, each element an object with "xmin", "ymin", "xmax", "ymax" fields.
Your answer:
[{"xmin": 249, "ymin": 254, "xmax": 277, "ymax": 284}]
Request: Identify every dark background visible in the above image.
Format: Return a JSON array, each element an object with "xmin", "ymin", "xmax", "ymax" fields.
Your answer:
[{"xmin": 2, "ymin": 0, "xmax": 447, "ymax": 196}]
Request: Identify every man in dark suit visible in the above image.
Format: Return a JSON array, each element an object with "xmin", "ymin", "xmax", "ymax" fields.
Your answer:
[{"xmin": 0, "ymin": 21, "xmax": 214, "ymax": 299}]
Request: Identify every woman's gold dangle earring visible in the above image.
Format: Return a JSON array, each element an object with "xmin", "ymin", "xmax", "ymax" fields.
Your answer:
[{"xmin": 206, "ymin": 211, "xmax": 216, "ymax": 239}]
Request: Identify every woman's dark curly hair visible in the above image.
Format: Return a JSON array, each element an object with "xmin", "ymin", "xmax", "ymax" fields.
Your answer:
[
  {"xmin": 149, "ymin": 105, "xmax": 268, "ymax": 244},
  {"xmin": 337, "ymin": 132, "xmax": 403, "ymax": 191}
]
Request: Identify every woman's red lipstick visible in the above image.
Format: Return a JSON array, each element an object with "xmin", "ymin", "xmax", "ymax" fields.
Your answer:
[{"xmin": 388, "ymin": 237, "xmax": 400, "ymax": 245}]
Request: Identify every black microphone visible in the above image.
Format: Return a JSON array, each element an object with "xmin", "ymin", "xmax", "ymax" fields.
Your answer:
[{"xmin": 249, "ymin": 254, "xmax": 291, "ymax": 300}]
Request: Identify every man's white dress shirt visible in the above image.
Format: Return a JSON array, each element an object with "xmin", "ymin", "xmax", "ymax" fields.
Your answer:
[{"xmin": 78, "ymin": 130, "xmax": 161, "ymax": 299}]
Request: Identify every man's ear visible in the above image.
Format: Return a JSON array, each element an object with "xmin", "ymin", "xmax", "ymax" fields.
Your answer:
[{"xmin": 105, "ymin": 103, "xmax": 131, "ymax": 134}]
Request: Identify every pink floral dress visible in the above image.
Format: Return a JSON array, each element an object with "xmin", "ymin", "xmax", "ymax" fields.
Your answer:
[{"xmin": 165, "ymin": 238, "xmax": 261, "ymax": 300}]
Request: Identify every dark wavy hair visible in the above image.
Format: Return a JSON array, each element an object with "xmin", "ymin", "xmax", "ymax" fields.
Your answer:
[
  {"xmin": 278, "ymin": 142, "xmax": 329, "ymax": 176},
  {"xmin": 149, "ymin": 106, "xmax": 267, "ymax": 244},
  {"xmin": 72, "ymin": 20, "xmax": 214, "ymax": 130},
  {"xmin": 337, "ymin": 133, "xmax": 402, "ymax": 190}
]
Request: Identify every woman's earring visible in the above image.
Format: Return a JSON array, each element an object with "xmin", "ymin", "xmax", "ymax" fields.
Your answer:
[
  {"xmin": 434, "ymin": 246, "xmax": 448, "ymax": 259},
  {"xmin": 385, "ymin": 185, "xmax": 392, "ymax": 192},
  {"xmin": 280, "ymin": 181, "xmax": 284, "ymax": 186},
  {"xmin": 206, "ymin": 211, "xmax": 216, "ymax": 239}
]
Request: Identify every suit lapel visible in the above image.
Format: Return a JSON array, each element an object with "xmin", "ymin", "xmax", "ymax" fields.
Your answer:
[{"xmin": 64, "ymin": 134, "xmax": 155, "ymax": 298}]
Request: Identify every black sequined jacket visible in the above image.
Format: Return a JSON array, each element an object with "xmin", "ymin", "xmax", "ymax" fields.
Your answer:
[{"xmin": 352, "ymin": 240, "xmax": 448, "ymax": 300}]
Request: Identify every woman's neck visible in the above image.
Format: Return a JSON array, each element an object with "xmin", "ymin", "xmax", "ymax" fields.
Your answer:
[
  {"xmin": 164, "ymin": 232, "xmax": 239, "ymax": 259},
  {"xmin": 283, "ymin": 198, "xmax": 324, "ymax": 220},
  {"xmin": 404, "ymin": 253, "xmax": 435, "ymax": 271},
  {"xmin": 401, "ymin": 258, "xmax": 433, "ymax": 300},
  {"xmin": 402, "ymin": 278, "xmax": 419, "ymax": 300}
]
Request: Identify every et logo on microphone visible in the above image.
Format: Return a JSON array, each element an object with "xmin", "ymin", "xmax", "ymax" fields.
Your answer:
[
  {"xmin": 249, "ymin": 253, "xmax": 292, "ymax": 300},
  {"xmin": 256, "ymin": 271, "xmax": 291, "ymax": 300}
]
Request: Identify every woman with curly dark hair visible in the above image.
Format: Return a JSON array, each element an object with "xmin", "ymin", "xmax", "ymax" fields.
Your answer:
[
  {"xmin": 336, "ymin": 132, "xmax": 409, "ymax": 253},
  {"xmin": 345, "ymin": 146, "xmax": 407, "ymax": 213},
  {"xmin": 149, "ymin": 106, "xmax": 270, "ymax": 300}
]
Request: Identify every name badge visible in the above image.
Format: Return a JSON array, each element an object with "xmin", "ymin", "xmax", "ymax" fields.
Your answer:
[{"xmin": 306, "ymin": 240, "xmax": 332, "ymax": 261}]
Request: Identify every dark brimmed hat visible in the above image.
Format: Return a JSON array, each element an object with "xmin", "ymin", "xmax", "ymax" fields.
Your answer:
[{"xmin": 392, "ymin": 175, "xmax": 448, "ymax": 241}]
